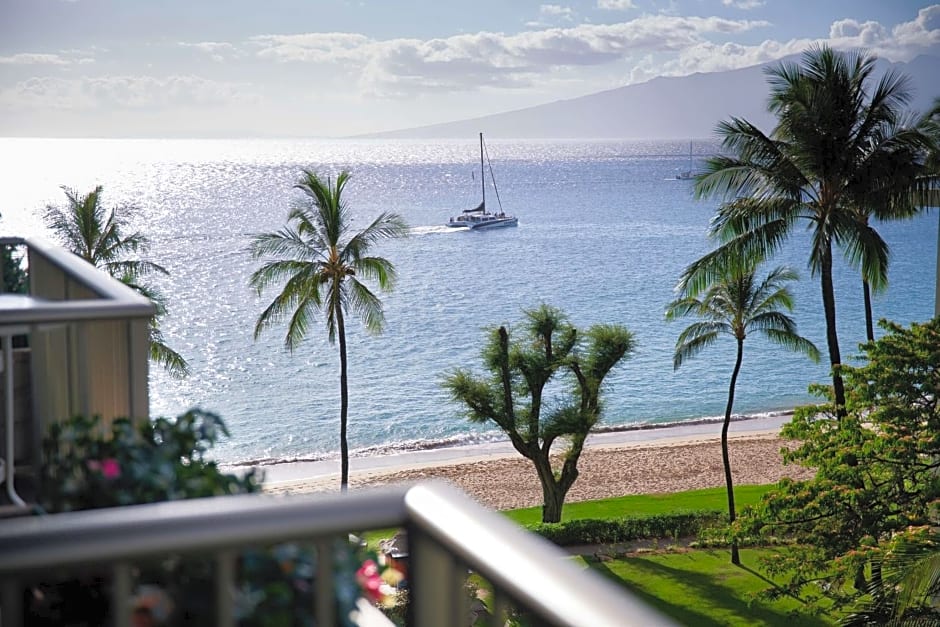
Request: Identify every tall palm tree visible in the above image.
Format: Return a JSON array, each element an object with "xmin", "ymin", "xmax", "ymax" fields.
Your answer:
[
  {"xmin": 249, "ymin": 170, "xmax": 408, "ymax": 490},
  {"xmin": 919, "ymin": 98, "xmax": 940, "ymax": 317},
  {"xmin": 853, "ymin": 118, "xmax": 929, "ymax": 341},
  {"xmin": 44, "ymin": 185, "xmax": 190, "ymax": 378},
  {"xmin": 685, "ymin": 45, "xmax": 932, "ymax": 412},
  {"xmin": 667, "ymin": 262, "xmax": 819, "ymax": 565}
]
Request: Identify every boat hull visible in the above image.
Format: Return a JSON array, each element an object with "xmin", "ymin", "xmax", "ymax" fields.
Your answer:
[{"xmin": 447, "ymin": 216, "xmax": 518, "ymax": 229}]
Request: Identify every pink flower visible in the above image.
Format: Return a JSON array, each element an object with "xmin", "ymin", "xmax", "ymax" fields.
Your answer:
[
  {"xmin": 356, "ymin": 560, "xmax": 384, "ymax": 603},
  {"xmin": 99, "ymin": 458, "xmax": 121, "ymax": 479},
  {"xmin": 86, "ymin": 458, "xmax": 120, "ymax": 478}
]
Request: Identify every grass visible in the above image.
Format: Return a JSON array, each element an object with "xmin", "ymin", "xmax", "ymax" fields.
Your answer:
[
  {"xmin": 363, "ymin": 485, "xmax": 835, "ymax": 624},
  {"xmin": 583, "ymin": 549, "xmax": 835, "ymax": 627},
  {"xmin": 503, "ymin": 484, "xmax": 775, "ymax": 526}
]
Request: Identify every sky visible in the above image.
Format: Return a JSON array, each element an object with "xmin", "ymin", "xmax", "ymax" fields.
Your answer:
[{"xmin": 1, "ymin": 0, "xmax": 938, "ymax": 138}]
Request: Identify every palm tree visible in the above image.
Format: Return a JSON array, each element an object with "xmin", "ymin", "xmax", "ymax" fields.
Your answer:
[
  {"xmin": 249, "ymin": 170, "xmax": 408, "ymax": 490},
  {"xmin": 842, "ymin": 530, "xmax": 940, "ymax": 626},
  {"xmin": 667, "ymin": 261, "xmax": 819, "ymax": 565},
  {"xmin": 43, "ymin": 186, "xmax": 189, "ymax": 378},
  {"xmin": 919, "ymin": 98, "xmax": 940, "ymax": 317},
  {"xmin": 686, "ymin": 45, "xmax": 932, "ymax": 411}
]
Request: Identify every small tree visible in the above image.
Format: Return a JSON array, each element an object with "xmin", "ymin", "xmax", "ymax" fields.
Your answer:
[
  {"xmin": 742, "ymin": 317, "xmax": 940, "ymax": 612},
  {"xmin": 444, "ymin": 304, "xmax": 634, "ymax": 523}
]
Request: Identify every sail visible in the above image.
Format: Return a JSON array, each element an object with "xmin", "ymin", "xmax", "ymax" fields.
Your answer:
[{"xmin": 463, "ymin": 200, "xmax": 485, "ymax": 214}]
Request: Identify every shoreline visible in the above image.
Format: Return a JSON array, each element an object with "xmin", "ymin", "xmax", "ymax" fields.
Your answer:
[{"xmin": 255, "ymin": 413, "xmax": 811, "ymax": 509}]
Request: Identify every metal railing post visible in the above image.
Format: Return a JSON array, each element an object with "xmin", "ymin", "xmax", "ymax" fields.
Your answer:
[
  {"xmin": 408, "ymin": 526, "xmax": 460, "ymax": 627},
  {"xmin": 215, "ymin": 550, "xmax": 236, "ymax": 627},
  {"xmin": 111, "ymin": 562, "xmax": 132, "ymax": 627},
  {"xmin": 1, "ymin": 578, "xmax": 23, "ymax": 627},
  {"xmin": 316, "ymin": 539, "xmax": 336, "ymax": 626}
]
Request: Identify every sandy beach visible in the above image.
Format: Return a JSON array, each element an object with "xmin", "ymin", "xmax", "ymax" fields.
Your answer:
[{"xmin": 261, "ymin": 417, "xmax": 814, "ymax": 510}]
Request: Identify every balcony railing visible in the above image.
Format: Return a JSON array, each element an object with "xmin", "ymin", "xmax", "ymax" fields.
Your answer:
[{"xmin": 0, "ymin": 482, "xmax": 676, "ymax": 626}]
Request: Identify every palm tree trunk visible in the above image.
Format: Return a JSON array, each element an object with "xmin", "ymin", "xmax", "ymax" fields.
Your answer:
[
  {"xmin": 862, "ymin": 280, "xmax": 875, "ymax": 342},
  {"xmin": 338, "ymin": 307, "xmax": 349, "ymax": 492},
  {"xmin": 724, "ymin": 339, "xmax": 744, "ymax": 566},
  {"xmin": 820, "ymin": 244, "xmax": 847, "ymax": 415}
]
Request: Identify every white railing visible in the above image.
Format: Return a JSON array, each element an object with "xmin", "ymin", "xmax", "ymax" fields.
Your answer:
[{"xmin": 0, "ymin": 482, "xmax": 677, "ymax": 626}]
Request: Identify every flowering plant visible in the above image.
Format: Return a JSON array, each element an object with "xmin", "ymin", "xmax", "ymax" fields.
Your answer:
[
  {"xmin": 34, "ymin": 411, "xmax": 406, "ymax": 626},
  {"xmin": 41, "ymin": 410, "xmax": 262, "ymax": 512}
]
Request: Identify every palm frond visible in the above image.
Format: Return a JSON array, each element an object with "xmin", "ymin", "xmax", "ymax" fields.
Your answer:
[
  {"xmin": 343, "ymin": 212, "xmax": 409, "ymax": 260},
  {"xmin": 346, "ymin": 277, "xmax": 385, "ymax": 334},
  {"xmin": 248, "ymin": 259, "xmax": 321, "ymax": 294},
  {"xmin": 678, "ymin": 219, "xmax": 788, "ymax": 296},
  {"xmin": 149, "ymin": 326, "xmax": 191, "ymax": 379},
  {"xmin": 673, "ymin": 323, "xmax": 725, "ymax": 370},
  {"xmin": 761, "ymin": 328, "xmax": 821, "ymax": 362},
  {"xmin": 350, "ymin": 256, "xmax": 397, "ymax": 291}
]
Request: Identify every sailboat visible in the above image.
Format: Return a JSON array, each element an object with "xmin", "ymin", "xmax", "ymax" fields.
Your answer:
[
  {"xmin": 446, "ymin": 133, "xmax": 518, "ymax": 230},
  {"xmin": 675, "ymin": 140, "xmax": 695, "ymax": 180}
]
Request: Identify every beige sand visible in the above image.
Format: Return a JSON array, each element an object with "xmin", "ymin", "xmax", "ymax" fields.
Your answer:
[{"xmin": 263, "ymin": 432, "xmax": 813, "ymax": 511}]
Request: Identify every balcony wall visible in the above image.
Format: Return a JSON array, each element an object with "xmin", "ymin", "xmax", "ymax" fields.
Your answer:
[{"xmin": 0, "ymin": 237, "xmax": 154, "ymax": 502}]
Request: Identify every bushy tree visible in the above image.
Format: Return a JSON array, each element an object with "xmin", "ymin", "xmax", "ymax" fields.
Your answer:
[
  {"xmin": 741, "ymin": 317, "xmax": 940, "ymax": 612},
  {"xmin": 444, "ymin": 304, "xmax": 634, "ymax": 523},
  {"xmin": 40, "ymin": 409, "xmax": 261, "ymax": 512}
]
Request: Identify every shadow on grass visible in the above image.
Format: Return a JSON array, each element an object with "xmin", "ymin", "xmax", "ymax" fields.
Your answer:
[
  {"xmin": 590, "ymin": 558, "xmax": 726, "ymax": 627},
  {"xmin": 737, "ymin": 563, "xmax": 814, "ymax": 607},
  {"xmin": 588, "ymin": 553, "xmax": 830, "ymax": 627}
]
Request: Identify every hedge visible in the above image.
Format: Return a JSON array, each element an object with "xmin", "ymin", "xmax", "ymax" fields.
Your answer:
[{"xmin": 526, "ymin": 510, "xmax": 724, "ymax": 546}]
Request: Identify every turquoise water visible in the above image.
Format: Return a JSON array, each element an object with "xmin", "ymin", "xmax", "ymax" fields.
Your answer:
[{"xmin": 1, "ymin": 137, "xmax": 936, "ymax": 465}]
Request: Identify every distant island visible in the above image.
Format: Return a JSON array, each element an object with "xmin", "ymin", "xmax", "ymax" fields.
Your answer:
[{"xmin": 357, "ymin": 53, "xmax": 940, "ymax": 140}]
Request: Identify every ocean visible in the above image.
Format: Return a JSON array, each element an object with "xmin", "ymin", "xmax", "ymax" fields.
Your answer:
[{"xmin": 1, "ymin": 137, "xmax": 936, "ymax": 466}]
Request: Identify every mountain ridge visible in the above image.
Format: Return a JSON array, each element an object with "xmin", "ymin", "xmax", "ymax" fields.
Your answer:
[{"xmin": 359, "ymin": 53, "xmax": 940, "ymax": 140}]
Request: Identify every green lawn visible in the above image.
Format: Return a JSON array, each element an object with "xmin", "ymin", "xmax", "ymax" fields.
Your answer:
[
  {"xmin": 583, "ymin": 549, "xmax": 835, "ymax": 627},
  {"xmin": 365, "ymin": 485, "xmax": 835, "ymax": 625},
  {"xmin": 503, "ymin": 485, "xmax": 774, "ymax": 526}
]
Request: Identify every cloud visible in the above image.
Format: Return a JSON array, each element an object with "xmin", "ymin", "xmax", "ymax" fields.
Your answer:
[
  {"xmin": 0, "ymin": 75, "xmax": 255, "ymax": 111},
  {"xmin": 0, "ymin": 53, "xmax": 73, "ymax": 65},
  {"xmin": 540, "ymin": 4, "xmax": 574, "ymax": 19},
  {"xmin": 636, "ymin": 5, "xmax": 940, "ymax": 79},
  {"xmin": 829, "ymin": 4, "xmax": 940, "ymax": 60},
  {"xmin": 232, "ymin": 5, "xmax": 938, "ymax": 100},
  {"xmin": 252, "ymin": 16, "xmax": 768, "ymax": 96},
  {"xmin": 250, "ymin": 32, "xmax": 372, "ymax": 63},
  {"xmin": 597, "ymin": 0, "xmax": 636, "ymax": 9},
  {"xmin": 179, "ymin": 41, "xmax": 238, "ymax": 62},
  {"xmin": 721, "ymin": 0, "xmax": 765, "ymax": 9}
]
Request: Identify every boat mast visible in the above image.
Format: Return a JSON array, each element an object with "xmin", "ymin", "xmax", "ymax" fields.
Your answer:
[{"xmin": 480, "ymin": 132, "xmax": 485, "ymax": 211}]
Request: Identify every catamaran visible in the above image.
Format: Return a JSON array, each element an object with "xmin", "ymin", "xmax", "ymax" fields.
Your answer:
[{"xmin": 446, "ymin": 133, "xmax": 518, "ymax": 230}]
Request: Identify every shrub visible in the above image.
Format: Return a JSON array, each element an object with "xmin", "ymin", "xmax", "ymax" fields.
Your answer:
[
  {"xmin": 527, "ymin": 510, "xmax": 724, "ymax": 546},
  {"xmin": 40, "ymin": 409, "xmax": 261, "ymax": 512},
  {"xmin": 32, "ymin": 410, "xmax": 402, "ymax": 626}
]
